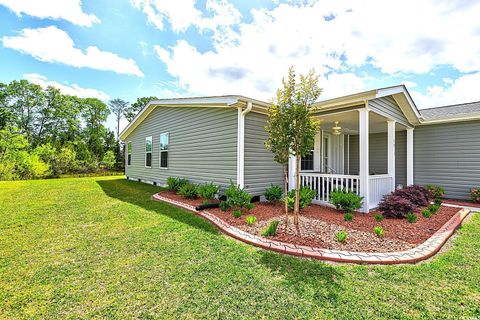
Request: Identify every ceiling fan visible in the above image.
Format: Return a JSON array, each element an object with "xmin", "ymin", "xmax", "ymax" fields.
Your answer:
[{"xmin": 332, "ymin": 121, "xmax": 342, "ymax": 135}]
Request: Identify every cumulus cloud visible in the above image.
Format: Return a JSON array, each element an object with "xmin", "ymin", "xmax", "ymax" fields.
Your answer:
[
  {"xmin": 0, "ymin": 0, "xmax": 100, "ymax": 27},
  {"xmin": 151, "ymin": 0, "xmax": 480, "ymax": 101},
  {"xmin": 2, "ymin": 26, "xmax": 144, "ymax": 77},
  {"xmin": 24, "ymin": 73, "xmax": 111, "ymax": 101}
]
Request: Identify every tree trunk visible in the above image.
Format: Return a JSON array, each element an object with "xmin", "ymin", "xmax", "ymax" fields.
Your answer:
[
  {"xmin": 283, "ymin": 163, "xmax": 289, "ymax": 227},
  {"xmin": 294, "ymin": 153, "xmax": 301, "ymax": 225},
  {"xmin": 116, "ymin": 114, "xmax": 120, "ymax": 141}
]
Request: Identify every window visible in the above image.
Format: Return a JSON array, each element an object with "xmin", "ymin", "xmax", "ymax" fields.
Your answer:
[
  {"xmin": 301, "ymin": 150, "xmax": 314, "ymax": 171},
  {"xmin": 159, "ymin": 132, "xmax": 169, "ymax": 168},
  {"xmin": 127, "ymin": 141, "xmax": 132, "ymax": 165},
  {"xmin": 145, "ymin": 136, "xmax": 152, "ymax": 167}
]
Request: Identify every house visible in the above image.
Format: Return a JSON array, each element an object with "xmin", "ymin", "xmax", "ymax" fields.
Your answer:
[{"xmin": 119, "ymin": 85, "xmax": 480, "ymax": 212}]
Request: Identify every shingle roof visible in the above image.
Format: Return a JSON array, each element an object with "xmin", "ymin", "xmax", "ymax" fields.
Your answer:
[{"xmin": 419, "ymin": 101, "xmax": 480, "ymax": 120}]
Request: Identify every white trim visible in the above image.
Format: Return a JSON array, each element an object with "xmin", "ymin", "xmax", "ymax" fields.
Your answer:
[
  {"xmin": 236, "ymin": 101, "xmax": 252, "ymax": 188},
  {"xmin": 346, "ymin": 134, "xmax": 350, "ymax": 175},
  {"xmin": 387, "ymin": 120, "xmax": 396, "ymax": 191},
  {"xmin": 288, "ymin": 155, "xmax": 297, "ymax": 191},
  {"xmin": 236, "ymin": 108, "xmax": 242, "ymax": 186},
  {"xmin": 358, "ymin": 108, "xmax": 370, "ymax": 212},
  {"xmin": 145, "ymin": 136, "xmax": 152, "ymax": 168},
  {"xmin": 407, "ymin": 128, "xmax": 414, "ymax": 185},
  {"xmin": 159, "ymin": 132, "xmax": 169, "ymax": 169}
]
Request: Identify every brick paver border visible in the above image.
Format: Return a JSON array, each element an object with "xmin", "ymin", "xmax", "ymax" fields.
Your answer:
[{"xmin": 152, "ymin": 193, "xmax": 471, "ymax": 264}]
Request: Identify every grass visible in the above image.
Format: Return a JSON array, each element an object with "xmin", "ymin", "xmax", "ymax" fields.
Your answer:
[{"xmin": 0, "ymin": 177, "xmax": 479, "ymax": 319}]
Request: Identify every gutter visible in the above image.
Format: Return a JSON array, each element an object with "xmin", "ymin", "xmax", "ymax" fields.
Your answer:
[{"xmin": 237, "ymin": 101, "xmax": 252, "ymax": 188}]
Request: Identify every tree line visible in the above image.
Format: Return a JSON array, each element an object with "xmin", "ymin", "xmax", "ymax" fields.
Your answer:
[{"xmin": 0, "ymin": 79, "xmax": 157, "ymax": 180}]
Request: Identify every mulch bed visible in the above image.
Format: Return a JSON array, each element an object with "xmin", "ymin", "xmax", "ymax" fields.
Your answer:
[
  {"xmin": 159, "ymin": 191, "xmax": 460, "ymax": 253},
  {"xmin": 443, "ymin": 198, "xmax": 480, "ymax": 208}
]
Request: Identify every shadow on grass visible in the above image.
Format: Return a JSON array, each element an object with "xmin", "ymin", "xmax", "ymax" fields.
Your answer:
[{"xmin": 96, "ymin": 178, "xmax": 218, "ymax": 235}]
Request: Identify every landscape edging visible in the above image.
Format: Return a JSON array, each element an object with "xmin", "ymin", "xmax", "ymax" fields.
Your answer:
[{"xmin": 152, "ymin": 193, "xmax": 470, "ymax": 264}]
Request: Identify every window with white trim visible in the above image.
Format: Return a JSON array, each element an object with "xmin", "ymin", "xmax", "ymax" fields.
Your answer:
[
  {"xmin": 127, "ymin": 141, "xmax": 132, "ymax": 165},
  {"xmin": 145, "ymin": 136, "xmax": 152, "ymax": 167},
  {"xmin": 159, "ymin": 132, "xmax": 169, "ymax": 168}
]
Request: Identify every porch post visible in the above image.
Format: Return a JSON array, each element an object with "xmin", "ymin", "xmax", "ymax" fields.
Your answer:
[
  {"xmin": 358, "ymin": 108, "xmax": 370, "ymax": 213},
  {"xmin": 406, "ymin": 127, "xmax": 414, "ymax": 185},
  {"xmin": 387, "ymin": 120, "xmax": 396, "ymax": 191},
  {"xmin": 288, "ymin": 155, "xmax": 297, "ymax": 191}
]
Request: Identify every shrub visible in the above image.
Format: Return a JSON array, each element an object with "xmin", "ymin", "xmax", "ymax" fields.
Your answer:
[
  {"xmin": 470, "ymin": 187, "xmax": 480, "ymax": 204},
  {"xmin": 421, "ymin": 209, "xmax": 432, "ymax": 218},
  {"xmin": 336, "ymin": 230, "xmax": 348, "ymax": 243},
  {"xmin": 406, "ymin": 212, "xmax": 417, "ymax": 223},
  {"xmin": 392, "ymin": 185, "xmax": 431, "ymax": 207},
  {"xmin": 374, "ymin": 213, "xmax": 384, "ymax": 222},
  {"xmin": 344, "ymin": 212, "xmax": 353, "ymax": 221},
  {"xmin": 428, "ymin": 203, "xmax": 440, "ymax": 214},
  {"xmin": 178, "ymin": 183, "xmax": 198, "ymax": 199},
  {"xmin": 434, "ymin": 198, "xmax": 442, "ymax": 205},
  {"xmin": 426, "ymin": 184, "xmax": 445, "ymax": 200},
  {"xmin": 261, "ymin": 220, "xmax": 279, "ymax": 237},
  {"xmin": 166, "ymin": 177, "xmax": 189, "ymax": 192},
  {"xmin": 286, "ymin": 187, "xmax": 316, "ymax": 211},
  {"xmin": 378, "ymin": 194, "xmax": 416, "ymax": 218},
  {"xmin": 219, "ymin": 201, "xmax": 228, "ymax": 211},
  {"xmin": 197, "ymin": 182, "xmax": 219, "ymax": 200},
  {"xmin": 264, "ymin": 184, "xmax": 283, "ymax": 203},
  {"xmin": 373, "ymin": 226, "xmax": 384, "ymax": 238},
  {"xmin": 224, "ymin": 181, "xmax": 254, "ymax": 212},
  {"xmin": 232, "ymin": 210, "xmax": 242, "ymax": 218},
  {"xmin": 245, "ymin": 215, "xmax": 257, "ymax": 226},
  {"xmin": 329, "ymin": 189, "xmax": 363, "ymax": 213}
]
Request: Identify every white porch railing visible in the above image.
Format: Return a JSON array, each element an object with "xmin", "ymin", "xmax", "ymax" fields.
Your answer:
[
  {"xmin": 369, "ymin": 174, "xmax": 394, "ymax": 209},
  {"xmin": 299, "ymin": 172, "xmax": 360, "ymax": 204}
]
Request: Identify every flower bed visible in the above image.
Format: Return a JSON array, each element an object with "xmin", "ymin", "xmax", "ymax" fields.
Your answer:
[{"xmin": 158, "ymin": 191, "xmax": 460, "ymax": 253}]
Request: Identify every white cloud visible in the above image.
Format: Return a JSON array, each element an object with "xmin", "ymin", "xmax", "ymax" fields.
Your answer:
[
  {"xmin": 24, "ymin": 73, "xmax": 111, "ymax": 101},
  {"xmin": 2, "ymin": 26, "xmax": 144, "ymax": 77},
  {"xmin": 152, "ymin": 0, "xmax": 480, "ymax": 100},
  {"xmin": 0, "ymin": 0, "xmax": 100, "ymax": 27},
  {"xmin": 411, "ymin": 72, "xmax": 480, "ymax": 109}
]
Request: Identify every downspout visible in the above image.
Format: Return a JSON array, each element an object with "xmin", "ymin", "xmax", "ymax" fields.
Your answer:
[{"xmin": 237, "ymin": 101, "xmax": 252, "ymax": 188}]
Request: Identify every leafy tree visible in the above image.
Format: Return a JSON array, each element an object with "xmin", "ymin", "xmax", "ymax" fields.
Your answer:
[
  {"xmin": 124, "ymin": 96, "xmax": 158, "ymax": 122},
  {"xmin": 108, "ymin": 98, "xmax": 128, "ymax": 139},
  {"xmin": 101, "ymin": 150, "xmax": 116, "ymax": 170},
  {"xmin": 81, "ymin": 98, "xmax": 109, "ymax": 162}
]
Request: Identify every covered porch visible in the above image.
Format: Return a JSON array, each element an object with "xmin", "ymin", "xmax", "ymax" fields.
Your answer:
[{"xmin": 288, "ymin": 97, "xmax": 415, "ymax": 212}]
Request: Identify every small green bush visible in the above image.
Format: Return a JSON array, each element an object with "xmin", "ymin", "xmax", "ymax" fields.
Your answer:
[
  {"xmin": 197, "ymin": 182, "xmax": 219, "ymax": 200},
  {"xmin": 470, "ymin": 187, "xmax": 480, "ymax": 204},
  {"xmin": 261, "ymin": 220, "xmax": 279, "ymax": 237},
  {"xmin": 374, "ymin": 213, "xmax": 384, "ymax": 222},
  {"xmin": 264, "ymin": 184, "xmax": 283, "ymax": 203},
  {"xmin": 434, "ymin": 198, "xmax": 442, "ymax": 205},
  {"xmin": 426, "ymin": 184, "xmax": 445, "ymax": 200},
  {"xmin": 373, "ymin": 226, "xmax": 384, "ymax": 238},
  {"xmin": 428, "ymin": 203, "xmax": 441, "ymax": 214},
  {"xmin": 336, "ymin": 230, "xmax": 348, "ymax": 243},
  {"xmin": 344, "ymin": 212, "xmax": 353, "ymax": 221},
  {"xmin": 406, "ymin": 212, "xmax": 417, "ymax": 223},
  {"xmin": 178, "ymin": 183, "xmax": 198, "ymax": 199},
  {"xmin": 224, "ymin": 181, "xmax": 255, "ymax": 212},
  {"xmin": 421, "ymin": 209, "xmax": 432, "ymax": 218},
  {"xmin": 245, "ymin": 215, "xmax": 257, "ymax": 226},
  {"xmin": 166, "ymin": 177, "xmax": 189, "ymax": 192},
  {"xmin": 232, "ymin": 210, "xmax": 242, "ymax": 218},
  {"xmin": 287, "ymin": 187, "xmax": 316, "ymax": 211},
  {"xmin": 219, "ymin": 201, "xmax": 228, "ymax": 211},
  {"xmin": 329, "ymin": 189, "xmax": 363, "ymax": 213}
]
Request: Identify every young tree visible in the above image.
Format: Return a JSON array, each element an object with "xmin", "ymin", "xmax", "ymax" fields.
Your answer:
[
  {"xmin": 124, "ymin": 96, "xmax": 158, "ymax": 122},
  {"xmin": 108, "ymin": 98, "xmax": 128, "ymax": 140}
]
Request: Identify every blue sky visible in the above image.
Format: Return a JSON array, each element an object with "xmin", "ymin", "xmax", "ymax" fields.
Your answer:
[{"xmin": 1, "ymin": 0, "xmax": 480, "ymax": 131}]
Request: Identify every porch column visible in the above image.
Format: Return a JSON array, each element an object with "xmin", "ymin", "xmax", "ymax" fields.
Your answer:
[
  {"xmin": 387, "ymin": 120, "xmax": 396, "ymax": 191},
  {"xmin": 358, "ymin": 108, "xmax": 370, "ymax": 213},
  {"xmin": 288, "ymin": 155, "xmax": 297, "ymax": 191},
  {"xmin": 407, "ymin": 127, "xmax": 414, "ymax": 185}
]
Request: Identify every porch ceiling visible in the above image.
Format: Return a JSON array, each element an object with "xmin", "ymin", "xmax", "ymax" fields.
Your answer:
[{"xmin": 316, "ymin": 110, "xmax": 407, "ymax": 134}]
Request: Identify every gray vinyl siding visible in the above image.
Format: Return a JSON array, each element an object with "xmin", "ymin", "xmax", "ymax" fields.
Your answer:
[
  {"xmin": 124, "ymin": 106, "xmax": 238, "ymax": 189},
  {"xmin": 244, "ymin": 112, "xmax": 284, "ymax": 195},
  {"xmin": 414, "ymin": 120, "xmax": 480, "ymax": 199},
  {"xmin": 347, "ymin": 132, "xmax": 407, "ymax": 186},
  {"xmin": 369, "ymin": 97, "xmax": 410, "ymax": 125}
]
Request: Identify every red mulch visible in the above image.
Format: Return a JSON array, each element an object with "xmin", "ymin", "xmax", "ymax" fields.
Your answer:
[
  {"xmin": 159, "ymin": 191, "xmax": 461, "ymax": 250},
  {"xmin": 443, "ymin": 198, "xmax": 480, "ymax": 208}
]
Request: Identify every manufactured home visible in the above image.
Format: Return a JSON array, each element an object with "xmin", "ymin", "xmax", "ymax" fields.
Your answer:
[{"xmin": 119, "ymin": 85, "xmax": 480, "ymax": 212}]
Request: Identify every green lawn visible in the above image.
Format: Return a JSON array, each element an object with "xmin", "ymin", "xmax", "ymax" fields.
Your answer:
[{"xmin": 0, "ymin": 177, "xmax": 479, "ymax": 319}]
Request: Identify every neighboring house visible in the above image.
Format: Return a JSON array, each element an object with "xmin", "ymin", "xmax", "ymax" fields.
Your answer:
[{"xmin": 119, "ymin": 85, "xmax": 480, "ymax": 212}]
